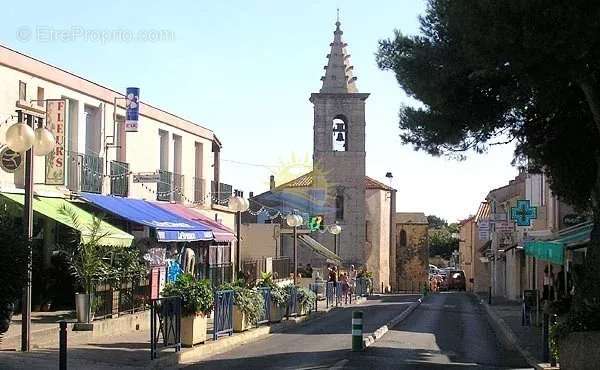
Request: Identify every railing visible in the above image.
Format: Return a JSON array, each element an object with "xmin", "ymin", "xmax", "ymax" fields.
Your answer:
[
  {"xmin": 173, "ymin": 173, "xmax": 184, "ymax": 203},
  {"xmin": 309, "ymin": 283, "xmax": 322, "ymax": 312},
  {"xmin": 242, "ymin": 259, "xmax": 267, "ymax": 284},
  {"xmin": 157, "ymin": 169, "xmax": 173, "ymax": 201},
  {"xmin": 91, "ymin": 274, "xmax": 150, "ymax": 320},
  {"xmin": 211, "ymin": 181, "xmax": 233, "ymax": 206},
  {"xmin": 150, "ymin": 296, "xmax": 181, "ymax": 360},
  {"xmin": 110, "ymin": 160, "xmax": 129, "ymax": 197},
  {"xmin": 272, "ymin": 257, "xmax": 291, "ymax": 281},
  {"xmin": 286, "ymin": 286, "xmax": 298, "ymax": 317},
  {"xmin": 355, "ymin": 277, "xmax": 372, "ymax": 297},
  {"xmin": 67, "ymin": 151, "xmax": 103, "ymax": 193},
  {"xmin": 197, "ymin": 263, "xmax": 233, "ymax": 288},
  {"xmin": 257, "ymin": 287, "xmax": 271, "ymax": 325},
  {"xmin": 213, "ymin": 290, "xmax": 234, "ymax": 341},
  {"xmin": 394, "ymin": 280, "xmax": 424, "ymax": 293},
  {"xmin": 326, "ymin": 281, "xmax": 337, "ymax": 308},
  {"xmin": 193, "ymin": 177, "xmax": 206, "ymax": 204}
]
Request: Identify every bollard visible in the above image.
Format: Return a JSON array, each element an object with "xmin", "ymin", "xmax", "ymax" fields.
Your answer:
[
  {"xmin": 488, "ymin": 286, "xmax": 492, "ymax": 305},
  {"xmin": 542, "ymin": 313, "xmax": 549, "ymax": 362},
  {"xmin": 352, "ymin": 311, "xmax": 364, "ymax": 351},
  {"xmin": 59, "ymin": 320, "xmax": 67, "ymax": 370}
]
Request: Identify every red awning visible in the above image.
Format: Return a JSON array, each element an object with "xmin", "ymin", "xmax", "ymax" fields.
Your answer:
[{"xmin": 152, "ymin": 202, "xmax": 236, "ymax": 243}]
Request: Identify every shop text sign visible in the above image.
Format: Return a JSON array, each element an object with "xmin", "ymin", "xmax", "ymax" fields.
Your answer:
[
  {"xmin": 45, "ymin": 100, "xmax": 66, "ymax": 185},
  {"xmin": 125, "ymin": 87, "xmax": 140, "ymax": 132}
]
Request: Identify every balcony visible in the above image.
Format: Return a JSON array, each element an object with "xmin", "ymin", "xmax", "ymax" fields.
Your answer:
[
  {"xmin": 110, "ymin": 161, "xmax": 129, "ymax": 197},
  {"xmin": 211, "ymin": 181, "xmax": 233, "ymax": 206},
  {"xmin": 157, "ymin": 170, "xmax": 172, "ymax": 202},
  {"xmin": 173, "ymin": 173, "xmax": 184, "ymax": 203},
  {"xmin": 67, "ymin": 151, "xmax": 103, "ymax": 194}
]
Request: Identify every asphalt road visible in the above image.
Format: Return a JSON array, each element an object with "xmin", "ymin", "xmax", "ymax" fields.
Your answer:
[
  {"xmin": 185, "ymin": 294, "xmax": 420, "ymax": 370},
  {"xmin": 345, "ymin": 292, "xmax": 531, "ymax": 369}
]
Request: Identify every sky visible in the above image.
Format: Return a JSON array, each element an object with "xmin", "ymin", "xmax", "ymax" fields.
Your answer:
[{"xmin": 1, "ymin": 0, "xmax": 519, "ymax": 222}]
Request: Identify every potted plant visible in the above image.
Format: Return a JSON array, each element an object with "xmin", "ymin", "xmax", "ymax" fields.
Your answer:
[
  {"xmin": 58, "ymin": 206, "xmax": 113, "ymax": 324},
  {"xmin": 0, "ymin": 210, "xmax": 30, "ymax": 336},
  {"xmin": 220, "ymin": 282, "xmax": 264, "ymax": 332},
  {"xmin": 297, "ymin": 287, "xmax": 316, "ymax": 316},
  {"xmin": 162, "ymin": 274, "xmax": 213, "ymax": 346},
  {"xmin": 257, "ymin": 272, "xmax": 288, "ymax": 322}
]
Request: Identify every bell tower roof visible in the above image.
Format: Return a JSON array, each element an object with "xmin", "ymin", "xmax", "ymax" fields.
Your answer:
[{"xmin": 319, "ymin": 15, "xmax": 359, "ymax": 94}]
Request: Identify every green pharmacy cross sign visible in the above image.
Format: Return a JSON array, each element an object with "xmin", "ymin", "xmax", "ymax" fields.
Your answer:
[{"xmin": 511, "ymin": 200, "xmax": 537, "ymax": 227}]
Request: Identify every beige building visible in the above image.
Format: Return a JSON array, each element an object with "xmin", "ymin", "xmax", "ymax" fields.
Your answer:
[
  {"xmin": 459, "ymin": 205, "xmax": 492, "ymax": 293},
  {"xmin": 394, "ymin": 213, "xmax": 429, "ymax": 291}
]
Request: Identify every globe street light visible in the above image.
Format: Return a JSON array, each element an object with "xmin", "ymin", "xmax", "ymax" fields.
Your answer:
[
  {"xmin": 286, "ymin": 213, "xmax": 303, "ymax": 284},
  {"xmin": 329, "ymin": 223, "xmax": 342, "ymax": 280},
  {"xmin": 229, "ymin": 192, "xmax": 249, "ymax": 279},
  {"xmin": 5, "ymin": 109, "xmax": 55, "ymax": 352}
]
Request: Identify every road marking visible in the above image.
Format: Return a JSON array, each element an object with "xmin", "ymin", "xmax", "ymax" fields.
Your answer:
[{"xmin": 329, "ymin": 359, "xmax": 349, "ymax": 369}]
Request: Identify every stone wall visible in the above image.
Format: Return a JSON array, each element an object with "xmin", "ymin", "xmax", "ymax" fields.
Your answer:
[{"xmin": 395, "ymin": 223, "xmax": 429, "ymax": 288}]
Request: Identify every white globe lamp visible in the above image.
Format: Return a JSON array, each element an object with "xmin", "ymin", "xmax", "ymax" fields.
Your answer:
[
  {"xmin": 33, "ymin": 127, "xmax": 55, "ymax": 156},
  {"xmin": 329, "ymin": 224, "xmax": 342, "ymax": 235},
  {"xmin": 5, "ymin": 122, "xmax": 34, "ymax": 153}
]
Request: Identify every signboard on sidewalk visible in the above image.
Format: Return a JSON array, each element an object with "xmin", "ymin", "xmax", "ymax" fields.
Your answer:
[
  {"xmin": 125, "ymin": 87, "xmax": 140, "ymax": 132},
  {"xmin": 45, "ymin": 100, "xmax": 66, "ymax": 185}
]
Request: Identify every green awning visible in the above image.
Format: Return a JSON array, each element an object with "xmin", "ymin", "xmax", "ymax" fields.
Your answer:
[
  {"xmin": 298, "ymin": 234, "xmax": 343, "ymax": 264},
  {"xmin": 524, "ymin": 221, "xmax": 592, "ymax": 265},
  {"xmin": 0, "ymin": 193, "xmax": 133, "ymax": 247}
]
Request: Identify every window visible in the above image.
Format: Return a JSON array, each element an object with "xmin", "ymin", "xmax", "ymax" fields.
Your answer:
[
  {"xmin": 335, "ymin": 194, "xmax": 344, "ymax": 220},
  {"xmin": 365, "ymin": 221, "xmax": 371, "ymax": 242},
  {"xmin": 116, "ymin": 116, "xmax": 127, "ymax": 162},
  {"xmin": 19, "ymin": 81, "xmax": 26, "ymax": 101},
  {"xmin": 159, "ymin": 130, "xmax": 169, "ymax": 170},
  {"xmin": 36, "ymin": 87, "xmax": 45, "ymax": 106},
  {"xmin": 399, "ymin": 229, "xmax": 407, "ymax": 247}
]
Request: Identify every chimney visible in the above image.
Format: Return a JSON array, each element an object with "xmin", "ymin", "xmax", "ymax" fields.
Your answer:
[
  {"xmin": 249, "ymin": 191, "xmax": 254, "ymax": 198},
  {"xmin": 269, "ymin": 175, "xmax": 275, "ymax": 190}
]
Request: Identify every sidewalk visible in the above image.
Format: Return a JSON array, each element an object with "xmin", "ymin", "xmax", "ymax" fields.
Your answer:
[
  {"xmin": 475, "ymin": 293, "xmax": 556, "ymax": 370},
  {"xmin": 0, "ymin": 297, "xmax": 362, "ymax": 369}
]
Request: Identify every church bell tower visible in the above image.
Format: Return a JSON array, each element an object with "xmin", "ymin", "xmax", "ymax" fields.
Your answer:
[{"xmin": 310, "ymin": 18, "xmax": 369, "ymax": 265}]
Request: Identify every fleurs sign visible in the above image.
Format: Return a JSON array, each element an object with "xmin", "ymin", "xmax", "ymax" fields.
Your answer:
[
  {"xmin": 511, "ymin": 200, "xmax": 537, "ymax": 227},
  {"xmin": 0, "ymin": 146, "xmax": 22, "ymax": 173},
  {"xmin": 45, "ymin": 100, "xmax": 66, "ymax": 185}
]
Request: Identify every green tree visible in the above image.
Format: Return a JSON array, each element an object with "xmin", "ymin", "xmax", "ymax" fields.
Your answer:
[
  {"xmin": 376, "ymin": 0, "xmax": 600, "ymax": 331},
  {"xmin": 428, "ymin": 220, "xmax": 459, "ymax": 259},
  {"xmin": 427, "ymin": 215, "xmax": 447, "ymax": 229}
]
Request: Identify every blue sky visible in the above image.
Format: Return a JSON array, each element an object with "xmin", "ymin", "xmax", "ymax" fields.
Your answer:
[{"xmin": 1, "ymin": 0, "xmax": 518, "ymax": 222}]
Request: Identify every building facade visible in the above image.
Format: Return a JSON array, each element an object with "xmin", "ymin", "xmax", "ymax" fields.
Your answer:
[{"xmin": 394, "ymin": 212, "xmax": 429, "ymax": 290}]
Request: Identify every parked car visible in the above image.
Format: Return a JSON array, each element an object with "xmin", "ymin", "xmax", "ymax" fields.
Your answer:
[{"xmin": 447, "ymin": 270, "xmax": 466, "ymax": 291}]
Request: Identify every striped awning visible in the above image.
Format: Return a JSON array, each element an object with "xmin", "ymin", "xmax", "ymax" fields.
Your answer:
[{"xmin": 475, "ymin": 202, "xmax": 491, "ymax": 223}]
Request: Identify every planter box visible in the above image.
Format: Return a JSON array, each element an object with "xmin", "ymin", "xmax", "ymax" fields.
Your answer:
[
  {"xmin": 270, "ymin": 303, "xmax": 285, "ymax": 323},
  {"xmin": 233, "ymin": 306, "xmax": 252, "ymax": 332},
  {"xmin": 181, "ymin": 314, "xmax": 207, "ymax": 347},
  {"xmin": 559, "ymin": 331, "xmax": 600, "ymax": 370}
]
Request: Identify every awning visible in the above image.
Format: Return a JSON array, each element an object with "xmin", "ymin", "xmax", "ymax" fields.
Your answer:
[
  {"xmin": 298, "ymin": 234, "xmax": 342, "ymax": 263},
  {"xmin": 152, "ymin": 202, "xmax": 236, "ymax": 243},
  {"xmin": 79, "ymin": 193, "xmax": 213, "ymax": 242},
  {"xmin": 524, "ymin": 221, "xmax": 593, "ymax": 265},
  {"xmin": 0, "ymin": 193, "xmax": 133, "ymax": 247}
]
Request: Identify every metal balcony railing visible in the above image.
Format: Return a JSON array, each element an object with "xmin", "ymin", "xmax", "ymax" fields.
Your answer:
[
  {"xmin": 110, "ymin": 161, "xmax": 129, "ymax": 197},
  {"xmin": 211, "ymin": 181, "xmax": 233, "ymax": 206},
  {"xmin": 67, "ymin": 151, "xmax": 103, "ymax": 194},
  {"xmin": 173, "ymin": 173, "xmax": 184, "ymax": 203},
  {"xmin": 157, "ymin": 169, "xmax": 172, "ymax": 202}
]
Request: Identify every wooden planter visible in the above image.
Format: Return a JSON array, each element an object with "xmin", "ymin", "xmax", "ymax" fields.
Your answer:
[
  {"xmin": 233, "ymin": 306, "xmax": 253, "ymax": 332},
  {"xmin": 270, "ymin": 303, "xmax": 285, "ymax": 323},
  {"xmin": 181, "ymin": 313, "xmax": 207, "ymax": 347},
  {"xmin": 559, "ymin": 331, "xmax": 600, "ymax": 370}
]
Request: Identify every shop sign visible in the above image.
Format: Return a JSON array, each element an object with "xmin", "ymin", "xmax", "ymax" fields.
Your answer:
[
  {"xmin": 45, "ymin": 100, "xmax": 66, "ymax": 185},
  {"xmin": 563, "ymin": 214, "xmax": 587, "ymax": 227},
  {"xmin": 308, "ymin": 215, "xmax": 325, "ymax": 232},
  {"xmin": 125, "ymin": 87, "xmax": 140, "ymax": 132},
  {"xmin": 495, "ymin": 220, "xmax": 515, "ymax": 233},
  {"xmin": 0, "ymin": 146, "xmax": 22, "ymax": 173},
  {"xmin": 132, "ymin": 172, "xmax": 160, "ymax": 183},
  {"xmin": 478, "ymin": 220, "xmax": 490, "ymax": 240},
  {"xmin": 511, "ymin": 200, "xmax": 537, "ymax": 227}
]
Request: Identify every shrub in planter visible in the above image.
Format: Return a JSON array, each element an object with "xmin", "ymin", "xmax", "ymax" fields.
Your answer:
[
  {"xmin": 162, "ymin": 274, "xmax": 213, "ymax": 346},
  {"xmin": 220, "ymin": 283, "xmax": 264, "ymax": 332},
  {"xmin": 297, "ymin": 287, "xmax": 316, "ymax": 315},
  {"xmin": 257, "ymin": 273, "xmax": 289, "ymax": 322},
  {"xmin": 0, "ymin": 210, "xmax": 29, "ymax": 335}
]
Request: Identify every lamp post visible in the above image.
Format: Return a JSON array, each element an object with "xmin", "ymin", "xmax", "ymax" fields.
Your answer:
[
  {"xmin": 329, "ymin": 222, "xmax": 341, "ymax": 255},
  {"xmin": 286, "ymin": 213, "xmax": 303, "ymax": 285},
  {"xmin": 5, "ymin": 109, "xmax": 55, "ymax": 352},
  {"xmin": 228, "ymin": 192, "xmax": 249, "ymax": 280}
]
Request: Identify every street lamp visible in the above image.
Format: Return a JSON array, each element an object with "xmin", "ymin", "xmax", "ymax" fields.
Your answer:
[
  {"xmin": 4, "ymin": 110, "xmax": 55, "ymax": 352},
  {"xmin": 329, "ymin": 222, "xmax": 341, "ymax": 255},
  {"xmin": 286, "ymin": 213, "xmax": 303, "ymax": 285},
  {"xmin": 228, "ymin": 192, "xmax": 249, "ymax": 279}
]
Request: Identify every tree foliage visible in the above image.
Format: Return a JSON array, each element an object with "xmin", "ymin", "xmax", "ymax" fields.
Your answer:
[
  {"xmin": 377, "ymin": 0, "xmax": 600, "ymax": 332},
  {"xmin": 428, "ymin": 217, "xmax": 458, "ymax": 259}
]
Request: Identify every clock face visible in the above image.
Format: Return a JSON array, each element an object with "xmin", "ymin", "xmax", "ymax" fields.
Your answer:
[{"xmin": 0, "ymin": 146, "xmax": 23, "ymax": 173}]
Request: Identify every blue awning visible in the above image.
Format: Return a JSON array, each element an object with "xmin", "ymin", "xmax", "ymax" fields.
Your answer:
[{"xmin": 79, "ymin": 193, "xmax": 213, "ymax": 242}]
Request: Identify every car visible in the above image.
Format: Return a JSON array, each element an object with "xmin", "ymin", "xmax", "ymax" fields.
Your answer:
[{"xmin": 447, "ymin": 270, "xmax": 466, "ymax": 291}]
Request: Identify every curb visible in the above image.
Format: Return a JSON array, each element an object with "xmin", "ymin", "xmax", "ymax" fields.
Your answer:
[
  {"xmin": 362, "ymin": 295, "xmax": 424, "ymax": 349},
  {"xmin": 474, "ymin": 294, "xmax": 558, "ymax": 370}
]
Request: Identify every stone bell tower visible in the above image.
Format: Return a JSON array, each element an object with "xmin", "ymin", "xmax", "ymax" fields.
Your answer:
[{"xmin": 310, "ymin": 18, "xmax": 369, "ymax": 265}]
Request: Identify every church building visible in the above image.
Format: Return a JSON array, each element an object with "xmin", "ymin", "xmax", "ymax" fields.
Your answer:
[{"xmin": 246, "ymin": 19, "xmax": 428, "ymax": 292}]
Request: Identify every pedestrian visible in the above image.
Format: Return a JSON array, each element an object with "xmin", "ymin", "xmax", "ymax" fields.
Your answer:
[
  {"xmin": 305, "ymin": 263, "xmax": 313, "ymax": 278},
  {"xmin": 349, "ymin": 264, "xmax": 357, "ymax": 294},
  {"xmin": 340, "ymin": 273, "xmax": 350, "ymax": 303}
]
